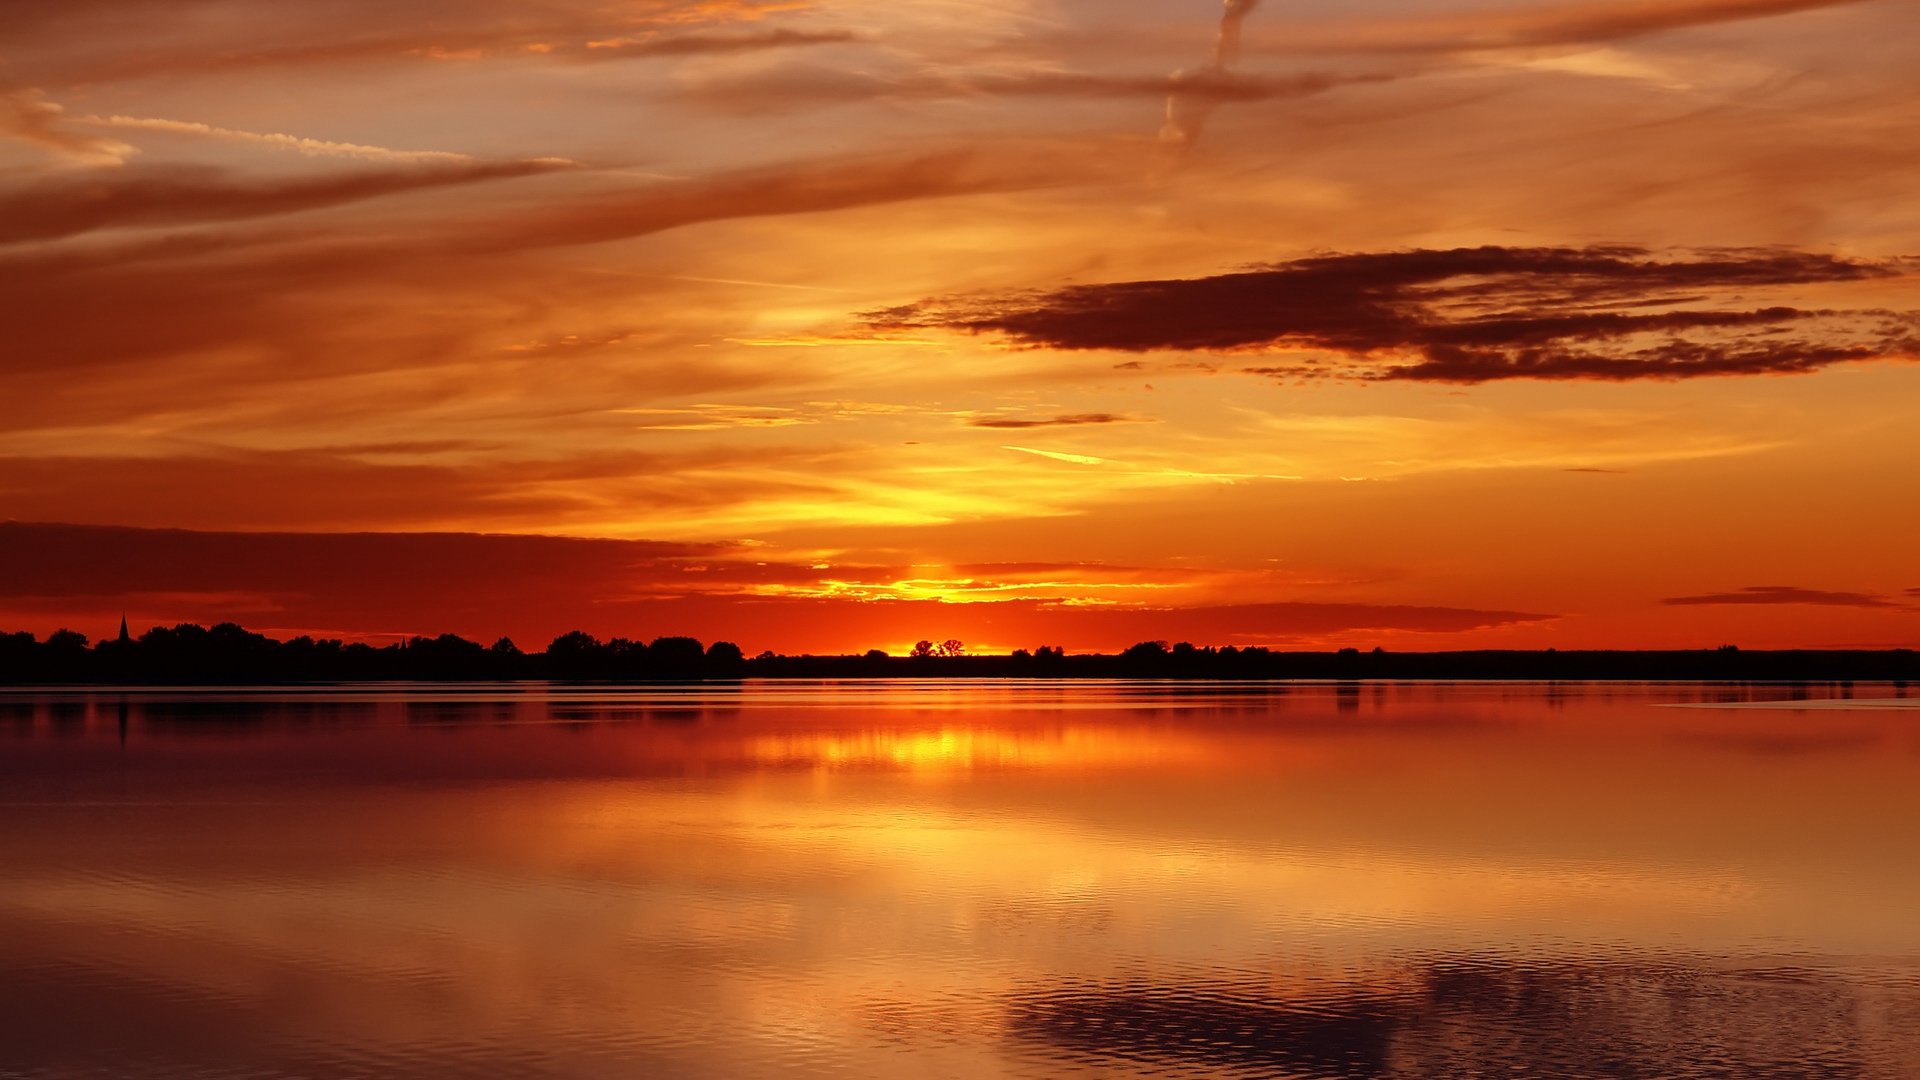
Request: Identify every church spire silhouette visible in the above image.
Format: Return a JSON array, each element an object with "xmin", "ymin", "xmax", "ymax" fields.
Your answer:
[{"xmin": 117, "ymin": 614, "xmax": 130, "ymax": 645}]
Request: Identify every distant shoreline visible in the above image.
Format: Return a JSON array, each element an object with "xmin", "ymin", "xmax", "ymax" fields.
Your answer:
[
  {"xmin": 2, "ymin": 623, "xmax": 1914, "ymax": 685},
  {"xmin": 1, "ymin": 677, "xmax": 1917, "ymax": 692}
]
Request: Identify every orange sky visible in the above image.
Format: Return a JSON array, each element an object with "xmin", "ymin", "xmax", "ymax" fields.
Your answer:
[{"xmin": 2, "ymin": 0, "xmax": 1916, "ymax": 653}]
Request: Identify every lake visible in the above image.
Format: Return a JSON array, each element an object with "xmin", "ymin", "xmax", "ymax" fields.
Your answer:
[{"xmin": 1, "ymin": 681, "xmax": 1917, "ymax": 1078}]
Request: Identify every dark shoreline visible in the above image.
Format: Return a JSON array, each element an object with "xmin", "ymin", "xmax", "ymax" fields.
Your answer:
[{"xmin": 4, "ymin": 621, "xmax": 1915, "ymax": 685}]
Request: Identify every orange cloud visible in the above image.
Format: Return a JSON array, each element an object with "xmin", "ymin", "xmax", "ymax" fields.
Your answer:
[
  {"xmin": 577, "ymin": 27, "xmax": 859, "ymax": 59},
  {"xmin": 76, "ymin": 114, "xmax": 483, "ymax": 163},
  {"xmin": 0, "ymin": 522, "xmax": 1557, "ymax": 652},
  {"xmin": 1256, "ymin": 0, "xmax": 1877, "ymax": 56},
  {"xmin": 0, "ymin": 160, "xmax": 572, "ymax": 245},
  {"xmin": 21, "ymin": 1, "xmax": 837, "ymax": 85},
  {"xmin": 964, "ymin": 413, "xmax": 1151, "ymax": 430},
  {"xmin": 461, "ymin": 145, "xmax": 1097, "ymax": 253},
  {"xmin": 0, "ymin": 89, "xmax": 133, "ymax": 166},
  {"xmin": 684, "ymin": 66, "xmax": 1387, "ymax": 113}
]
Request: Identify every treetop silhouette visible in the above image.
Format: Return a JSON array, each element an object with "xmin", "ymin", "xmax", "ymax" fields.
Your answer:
[{"xmin": 0, "ymin": 624, "xmax": 1912, "ymax": 684}]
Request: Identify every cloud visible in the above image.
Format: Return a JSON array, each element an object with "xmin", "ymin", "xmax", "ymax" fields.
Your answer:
[
  {"xmin": 1161, "ymin": 0, "xmax": 1268, "ymax": 149},
  {"xmin": 621, "ymin": 404, "xmax": 815, "ymax": 430},
  {"xmin": 0, "ymin": 521, "xmax": 728, "ymax": 601},
  {"xmin": 0, "ymin": 234, "xmax": 467, "ymax": 385},
  {"xmin": 0, "ymin": 145, "xmax": 1085, "ymax": 388},
  {"xmin": 0, "ymin": 520, "xmax": 754, "ymax": 641},
  {"xmin": 1661, "ymin": 586, "xmax": 1906, "ymax": 608},
  {"xmin": 1264, "ymin": 0, "xmax": 1877, "ymax": 56},
  {"xmin": 0, "ymin": 159, "xmax": 574, "ymax": 245},
  {"xmin": 77, "ymin": 114, "xmax": 482, "ymax": 163},
  {"xmin": 869, "ymin": 246, "xmax": 1920, "ymax": 383},
  {"xmin": 577, "ymin": 27, "xmax": 859, "ymax": 60},
  {"xmin": 464, "ymin": 145, "xmax": 1093, "ymax": 253},
  {"xmin": 0, "ymin": 88, "xmax": 134, "ymax": 166},
  {"xmin": 0, "ymin": 522, "xmax": 1556, "ymax": 649},
  {"xmin": 991, "ymin": 70, "xmax": 1377, "ymax": 103},
  {"xmin": 685, "ymin": 66, "xmax": 1384, "ymax": 112},
  {"xmin": 1003, "ymin": 446, "xmax": 1111, "ymax": 466},
  {"xmin": 24, "ymin": 1, "xmax": 843, "ymax": 84},
  {"xmin": 1006, "ymin": 600, "xmax": 1559, "ymax": 640},
  {"xmin": 0, "ymin": 444, "xmax": 849, "ymax": 535},
  {"xmin": 965, "ymin": 413, "xmax": 1149, "ymax": 430}
]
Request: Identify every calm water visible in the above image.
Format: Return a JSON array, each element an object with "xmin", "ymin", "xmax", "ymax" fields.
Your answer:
[{"xmin": 2, "ymin": 681, "xmax": 1917, "ymax": 1079}]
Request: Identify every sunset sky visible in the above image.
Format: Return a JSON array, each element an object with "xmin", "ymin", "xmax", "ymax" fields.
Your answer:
[{"xmin": 2, "ymin": 0, "xmax": 1916, "ymax": 653}]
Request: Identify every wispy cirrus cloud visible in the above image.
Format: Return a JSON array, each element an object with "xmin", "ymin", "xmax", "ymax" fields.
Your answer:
[
  {"xmin": 19, "ymin": 0, "xmax": 845, "ymax": 85},
  {"xmin": 0, "ymin": 88, "xmax": 134, "ymax": 166},
  {"xmin": 1255, "ymin": 0, "xmax": 1877, "ymax": 56},
  {"xmin": 575, "ymin": 27, "xmax": 860, "ymax": 60},
  {"xmin": 619, "ymin": 405, "xmax": 816, "ymax": 431},
  {"xmin": 868, "ymin": 246, "xmax": 1920, "ymax": 383},
  {"xmin": 0, "ymin": 444, "xmax": 850, "ymax": 534},
  {"xmin": 463, "ymin": 143, "xmax": 1099, "ymax": 254},
  {"xmin": 1661, "ymin": 586, "xmax": 1908, "ymax": 609},
  {"xmin": 0, "ymin": 159, "xmax": 575, "ymax": 245},
  {"xmin": 684, "ymin": 65, "xmax": 1385, "ymax": 112},
  {"xmin": 1003, "ymin": 446, "xmax": 1113, "ymax": 466},
  {"xmin": 0, "ymin": 142, "xmax": 1096, "ymax": 411},
  {"xmin": 965, "ymin": 413, "xmax": 1150, "ymax": 430},
  {"xmin": 5, "ymin": 90, "xmax": 549, "ymax": 169},
  {"xmin": 75, "ymin": 114, "xmax": 485, "ymax": 164}
]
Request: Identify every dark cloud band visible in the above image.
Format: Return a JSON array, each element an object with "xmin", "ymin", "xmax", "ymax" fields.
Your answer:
[
  {"xmin": 868, "ymin": 245, "xmax": 1919, "ymax": 383},
  {"xmin": 1662, "ymin": 586, "xmax": 1907, "ymax": 609}
]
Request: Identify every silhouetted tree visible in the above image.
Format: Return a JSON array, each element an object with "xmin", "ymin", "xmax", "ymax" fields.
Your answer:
[
  {"xmin": 401, "ymin": 633, "xmax": 489, "ymax": 679},
  {"xmin": 649, "ymin": 636, "xmax": 706, "ymax": 677},
  {"xmin": 33, "ymin": 628, "xmax": 91, "ymax": 681},
  {"xmin": 546, "ymin": 631, "xmax": 606, "ymax": 678},
  {"xmin": 0, "ymin": 631, "xmax": 35, "ymax": 674},
  {"xmin": 606, "ymin": 637, "xmax": 648, "ymax": 678},
  {"xmin": 706, "ymin": 640, "xmax": 746, "ymax": 677},
  {"xmin": 2, "ymin": 617, "xmax": 1918, "ymax": 684}
]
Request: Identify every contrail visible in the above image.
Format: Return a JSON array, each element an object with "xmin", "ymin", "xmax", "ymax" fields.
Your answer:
[
  {"xmin": 1162, "ymin": 0, "xmax": 1266, "ymax": 149},
  {"xmin": 0, "ymin": 89, "xmax": 135, "ymax": 167},
  {"xmin": 79, "ymin": 114, "xmax": 475, "ymax": 164},
  {"xmin": 1214, "ymin": 0, "xmax": 1264, "ymax": 67}
]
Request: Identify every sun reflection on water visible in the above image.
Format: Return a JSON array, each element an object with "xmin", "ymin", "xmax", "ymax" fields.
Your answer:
[
  {"xmin": 1, "ymin": 683, "xmax": 1918, "ymax": 1078},
  {"xmin": 742, "ymin": 725, "xmax": 1219, "ymax": 772}
]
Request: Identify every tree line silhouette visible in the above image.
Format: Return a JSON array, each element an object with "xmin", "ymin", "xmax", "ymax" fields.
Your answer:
[
  {"xmin": 0, "ymin": 623, "xmax": 1916, "ymax": 684},
  {"xmin": 0, "ymin": 624, "xmax": 746, "ymax": 683}
]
